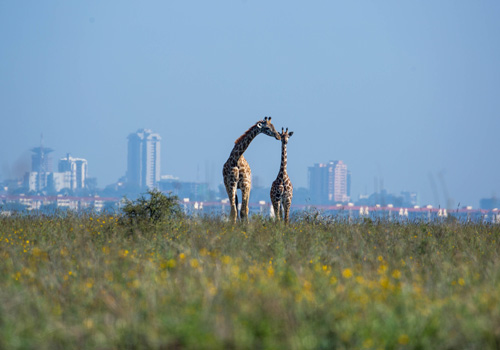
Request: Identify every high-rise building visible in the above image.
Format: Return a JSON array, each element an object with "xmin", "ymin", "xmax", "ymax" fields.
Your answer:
[
  {"xmin": 347, "ymin": 170, "xmax": 352, "ymax": 198},
  {"xmin": 28, "ymin": 145, "xmax": 54, "ymax": 192},
  {"xmin": 58, "ymin": 154, "xmax": 88, "ymax": 190},
  {"xmin": 308, "ymin": 163, "xmax": 329, "ymax": 205},
  {"xmin": 31, "ymin": 146, "xmax": 53, "ymax": 173},
  {"xmin": 331, "ymin": 160, "xmax": 349, "ymax": 203},
  {"xmin": 126, "ymin": 129, "xmax": 161, "ymax": 189},
  {"xmin": 25, "ymin": 137, "xmax": 89, "ymax": 193},
  {"xmin": 308, "ymin": 160, "xmax": 350, "ymax": 205}
]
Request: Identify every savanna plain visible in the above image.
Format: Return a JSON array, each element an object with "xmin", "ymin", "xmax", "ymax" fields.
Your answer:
[{"xmin": 1, "ymin": 194, "xmax": 500, "ymax": 349}]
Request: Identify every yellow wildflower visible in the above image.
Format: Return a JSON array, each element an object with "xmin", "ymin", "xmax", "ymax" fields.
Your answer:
[
  {"xmin": 378, "ymin": 264, "xmax": 388, "ymax": 274},
  {"xmin": 267, "ymin": 266, "xmax": 275, "ymax": 277},
  {"xmin": 379, "ymin": 276, "xmax": 390, "ymax": 289},
  {"xmin": 342, "ymin": 268, "xmax": 353, "ymax": 279},
  {"xmin": 86, "ymin": 278, "xmax": 94, "ymax": 289},
  {"xmin": 398, "ymin": 334, "xmax": 409, "ymax": 345},
  {"xmin": 190, "ymin": 259, "xmax": 199, "ymax": 268}
]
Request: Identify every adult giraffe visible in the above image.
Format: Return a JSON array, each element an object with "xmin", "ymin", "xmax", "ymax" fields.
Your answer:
[{"xmin": 223, "ymin": 117, "xmax": 280, "ymax": 223}]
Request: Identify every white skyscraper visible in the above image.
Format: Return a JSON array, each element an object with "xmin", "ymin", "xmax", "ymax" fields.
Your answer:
[
  {"xmin": 330, "ymin": 160, "xmax": 349, "ymax": 203},
  {"xmin": 58, "ymin": 154, "xmax": 88, "ymax": 190},
  {"xmin": 126, "ymin": 129, "xmax": 161, "ymax": 189}
]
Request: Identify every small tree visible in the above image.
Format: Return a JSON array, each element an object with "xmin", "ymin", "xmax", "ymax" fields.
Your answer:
[{"xmin": 122, "ymin": 189, "xmax": 182, "ymax": 225}]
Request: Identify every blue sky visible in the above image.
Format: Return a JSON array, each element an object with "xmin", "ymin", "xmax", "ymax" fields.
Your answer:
[{"xmin": 1, "ymin": 1, "xmax": 499, "ymax": 208}]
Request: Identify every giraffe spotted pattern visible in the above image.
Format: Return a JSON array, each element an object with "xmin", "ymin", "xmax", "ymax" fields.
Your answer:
[
  {"xmin": 223, "ymin": 117, "xmax": 280, "ymax": 223},
  {"xmin": 270, "ymin": 127, "xmax": 294, "ymax": 224}
]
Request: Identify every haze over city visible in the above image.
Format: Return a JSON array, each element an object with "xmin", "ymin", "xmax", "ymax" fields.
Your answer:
[{"xmin": 1, "ymin": 1, "xmax": 499, "ymax": 208}]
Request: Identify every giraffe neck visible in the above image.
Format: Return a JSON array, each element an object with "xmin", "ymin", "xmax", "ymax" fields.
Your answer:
[
  {"xmin": 279, "ymin": 142, "xmax": 288, "ymax": 177},
  {"xmin": 229, "ymin": 124, "xmax": 260, "ymax": 160}
]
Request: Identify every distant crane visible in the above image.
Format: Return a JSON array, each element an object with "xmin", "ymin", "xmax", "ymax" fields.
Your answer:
[
  {"xmin": 428, "ymin": 173, "xmax": 441, "ymax": 208},
  {"xmin": 438, "ymin": 171, "xmax": 454, "ymax": 210}
]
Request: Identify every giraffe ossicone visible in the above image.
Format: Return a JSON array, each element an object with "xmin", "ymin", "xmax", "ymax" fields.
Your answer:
[
  {"xmin": 270, "ymin": 127, "xmax": 294, "ymax": 224},
  {"xmin": 222, "ymin": 117, "xmax": 281, "ymax": 223}
]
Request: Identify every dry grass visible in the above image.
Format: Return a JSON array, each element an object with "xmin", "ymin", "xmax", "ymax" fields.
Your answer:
[{"xmin": 1, "ymin": 213, "xmax": 500, "ymax": 349}]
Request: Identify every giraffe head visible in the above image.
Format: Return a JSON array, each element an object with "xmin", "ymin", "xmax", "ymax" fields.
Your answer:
[
  {"xmin": 256, "ymin": 117, "xmax": 281, "ymax": 140},
  {"xmin": 279, "ymin": 127, "xmax": 294, "ymax": 145}
]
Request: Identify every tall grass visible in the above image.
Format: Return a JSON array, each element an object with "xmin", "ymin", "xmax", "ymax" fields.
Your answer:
[{"xmin": 1, "ymin": 213, "xmax": 500, "ymax": 349}]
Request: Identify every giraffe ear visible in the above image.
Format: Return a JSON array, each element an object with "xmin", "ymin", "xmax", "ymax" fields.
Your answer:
[
  {"xmin": 256, "ymin": 123, "xmax": 262, "ymax": 129},
  {"xmin": 289, "ymin": 131, "xmax": 294, "ymax": 137}
]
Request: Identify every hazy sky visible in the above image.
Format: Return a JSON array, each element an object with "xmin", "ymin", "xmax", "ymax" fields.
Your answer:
[{"xmin": 1, "ymin": 1, "xmax": 499, "ymax": 208}]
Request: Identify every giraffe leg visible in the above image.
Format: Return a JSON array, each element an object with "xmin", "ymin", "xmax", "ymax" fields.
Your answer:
[
  {"xmin": 240, "ymin": 186, "xmax": 250, "ymax": 223},
  {"xmin": 272, "ymin": 200, "xmax": 281, "ymax": 221},
  {"xmin": 279, "ymin": 199, "xmax": 284, "ymax": 221},
  {"xmin": 283, "ymin": 198, "xmax": 292, "ymax": 224},
  {"xmin": 239, "ymin": 160, "xmax": 251, "ymax": 223},
  {"xmin": 235, "ymin": 192, "xmax": 239, "ymax": 219},
  {"xmin": 224, "ymin": 168, "xmax": 239, "ymax": 224},
  {"xmin": 270, "ymin": 183, "xmax": 284, "ymax": 222},
  {"xmin": 225, "ymin": 184, "xmax": 237, "ymax": 223}
]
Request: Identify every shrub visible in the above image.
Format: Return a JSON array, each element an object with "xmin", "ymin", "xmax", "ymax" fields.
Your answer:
[{"xmin": 121, "ymin": 189, "xmax": 182, "ymax": 226}]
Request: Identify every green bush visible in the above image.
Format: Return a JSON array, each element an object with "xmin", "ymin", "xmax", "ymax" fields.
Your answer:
[{"xmin": 121, "ymin": 189, "xmax": 182, "ymax": 226}]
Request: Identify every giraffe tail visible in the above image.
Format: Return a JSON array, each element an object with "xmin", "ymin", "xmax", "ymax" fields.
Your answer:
[{"xmin": 235, "ymin": 193, "xmax": 239, "ymax": 218}]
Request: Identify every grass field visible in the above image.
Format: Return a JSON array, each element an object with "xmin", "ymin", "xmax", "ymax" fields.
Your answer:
[{"xmin": 1, "ymin": 211, "xmax": 500, "ymax": 349}]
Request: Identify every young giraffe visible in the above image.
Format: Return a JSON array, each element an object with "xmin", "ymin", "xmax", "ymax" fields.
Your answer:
[
  {"xmin": 223, "ymin": 117, "xmax": 281, "ymax": 223},
  {"xmin": 270, "ymin": 127, "xmax": 294, "ymax": 224}
]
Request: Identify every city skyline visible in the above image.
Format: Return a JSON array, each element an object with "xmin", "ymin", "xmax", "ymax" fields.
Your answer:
[
  {"xmin": 1, "ymin": 129, "xmax": 498, "ymax": 209},
  {"xmin": 1, "ymin": 2, "xmax": 499, "ymax": 208},
  {"xmin": 0, "ymin": 132, "xmax": 482, "ymax": 211},
  {"xmin": 5, "ymin": 133, "xmax": 357, "ymax": 201}
]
